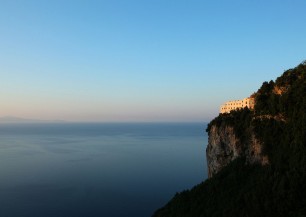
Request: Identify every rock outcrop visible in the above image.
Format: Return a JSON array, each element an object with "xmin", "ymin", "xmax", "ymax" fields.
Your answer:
[
  {"xmin": 206, "ymin": 123, "xmax": 268, "ymax": 178},
  {"xmin": 152, "ymin": 61, "xmax": 306, "ymax": 217}
]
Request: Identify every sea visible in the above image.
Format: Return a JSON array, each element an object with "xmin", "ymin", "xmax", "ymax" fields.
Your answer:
[{"xmin": 0, "ymin": 122, "xmax": 208, "ymax": 217}]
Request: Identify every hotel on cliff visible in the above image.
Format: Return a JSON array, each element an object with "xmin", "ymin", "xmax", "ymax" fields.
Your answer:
[{"xmin": 220, "ymin": 97, "xmax": 255, "ymax": 114}]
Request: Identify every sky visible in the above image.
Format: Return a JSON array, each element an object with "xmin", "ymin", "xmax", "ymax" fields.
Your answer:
[{"xmin": 1, "ymin": 0, "xmax": 306, "ymax": 122}]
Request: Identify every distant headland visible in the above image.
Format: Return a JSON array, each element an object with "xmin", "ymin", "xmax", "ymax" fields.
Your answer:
[{"xmin": 0, "ymin": 116, "xmax": 66, "ymax": 123}]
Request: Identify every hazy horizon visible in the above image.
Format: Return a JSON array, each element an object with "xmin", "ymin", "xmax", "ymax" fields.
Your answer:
[
  {"xmin": 1, "ymin": 0, "xmax": 306, "ymax": 122},
  {"xmin": 0, "ymin": 115, "xmax": 208, "ymax": 123}
]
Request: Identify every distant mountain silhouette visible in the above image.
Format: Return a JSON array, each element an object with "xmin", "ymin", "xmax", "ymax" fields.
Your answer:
[{"xmin": 0, "ymin": 116, "xmax": 65, "ymax": 123}]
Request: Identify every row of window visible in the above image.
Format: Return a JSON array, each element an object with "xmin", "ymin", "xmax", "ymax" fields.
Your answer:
[
  {"xmin": 221, "ymin": 104, "xmax": 252, "ymax": 110},
  {"xmin": 224, "ymin": 101, "xmax": 251, "ymax": 106}
]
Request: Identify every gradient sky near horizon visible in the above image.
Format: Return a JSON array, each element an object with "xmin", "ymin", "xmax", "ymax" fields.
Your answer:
[{"xmin": 1, "ymin": 0, "xmax": 306, "ymax": 122}]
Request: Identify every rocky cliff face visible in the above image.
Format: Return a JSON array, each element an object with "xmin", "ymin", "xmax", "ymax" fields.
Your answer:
[
  {"xmin": 153, "ymin": 61, "xmax": 306, "ymax": 217},
  {"xmin": 206, "ymin": 124, "xmax": 268, "ymax": 178}
]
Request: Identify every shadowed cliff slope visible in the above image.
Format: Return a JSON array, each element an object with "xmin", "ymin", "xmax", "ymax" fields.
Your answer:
[{"xmin": 152, "ymin": 61, "xmax": 306, "ymax": 217}]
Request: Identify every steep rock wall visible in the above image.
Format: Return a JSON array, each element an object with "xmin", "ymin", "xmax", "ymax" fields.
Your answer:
[{"xmin": 206, "ymin": 124, "xmax": 268, "ymax": 178}]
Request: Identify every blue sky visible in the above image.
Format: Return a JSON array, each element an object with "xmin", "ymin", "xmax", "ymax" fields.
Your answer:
[{"xmin": 1, "ymin": 0, "xmax": 306, "ymax": 122}]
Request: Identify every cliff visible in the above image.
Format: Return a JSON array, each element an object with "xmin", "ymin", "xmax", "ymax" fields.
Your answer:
[
  {"xmin": 152, "ymin": 61, "xmax": 306, "ymax": 217},
  {"xmin": 206, "ymin": 124, "xmax": 268, "ymax": 178}
]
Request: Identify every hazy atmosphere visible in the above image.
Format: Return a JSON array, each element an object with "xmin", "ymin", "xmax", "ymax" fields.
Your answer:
[
  {"xmin": 1, "ymin": 0, "xmax": 306, "ymax": 122},
  {"xmin": 1, "ymin": 1, "xmax": 306, "ymax": 217}
]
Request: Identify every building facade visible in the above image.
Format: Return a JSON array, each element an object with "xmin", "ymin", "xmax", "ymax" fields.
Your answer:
[{"xmin": 220, "ymin": 97, "xmax": 255, "ymax": 114}]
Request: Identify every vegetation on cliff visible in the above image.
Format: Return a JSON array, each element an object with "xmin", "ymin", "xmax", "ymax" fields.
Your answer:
[{"xmin": 152, "ymin": 61, "xmax": 306, "ymax": 217}]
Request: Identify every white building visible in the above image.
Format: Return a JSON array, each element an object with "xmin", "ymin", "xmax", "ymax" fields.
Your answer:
[{"xmin": 220, "ymin": 97, "xmax": 255, "ymax": 114}]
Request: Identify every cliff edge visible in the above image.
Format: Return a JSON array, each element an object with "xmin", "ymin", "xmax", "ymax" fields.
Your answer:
[{"xmin": 152, "ymin": 61, "xmax": 306, "ymax": 217}]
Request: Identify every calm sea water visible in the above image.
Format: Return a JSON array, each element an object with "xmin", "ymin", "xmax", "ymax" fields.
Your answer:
[{"xmin": 0, "ymin": 123, "xmax": 208, "ymax": 217}]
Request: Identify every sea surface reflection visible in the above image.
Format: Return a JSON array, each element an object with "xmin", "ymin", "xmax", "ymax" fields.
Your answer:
[{"xmin": 0, "ymin": 123, "xmax": 208, "ymax": 217}]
